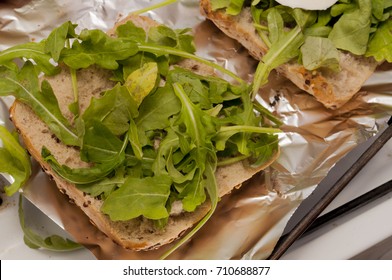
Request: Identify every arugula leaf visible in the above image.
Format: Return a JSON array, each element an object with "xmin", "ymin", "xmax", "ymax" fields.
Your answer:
[
  {"xmin": 42, "ymin": 131, "xmax": 127, "ymax": 184},
  {"xmin": 128, "ymin": 118, "xmax": 143, "ymax": 160},
  {"xmin": 135, "ymin": 85, "xmax": 181, "ymax": 133},
  {"xmin": 0, "ymin": 41, "xmax": 58, "ymax": 75},
  {"xmin": 222, "ymin": 91, "xmax": 259, "ymax": 156},
  {"xmin": 137, "ymin": 43, "xmax": 245, "ymax": 84},
  {"xmin": 18, "ymin": 195, "xmax": 82, "ymax": 251},
  {"xmin": 301, "ymin": 36, "xmax": 341, "ymax": 72},
  {"xmin": 80, "ymin": 121, "xmax": 124, "ymax": 164},
  {"xmin": 0, "ymin": 126, "xmax": 31, "ymax": 196},
  {"xmin": 371, "ymin": 0, "xmax": 386, "ymax": 20},
  {"xmin": 101, "ymin": 175, "xmax": 172, "ymax": 221},
  {"xmin": 252, "ymin": 8, "xmax": 304, "ymax": 99},
  {"xmin": 172, "ymin": 83, "xmax": 217, "ymax": 211},
  {"xmin": 290, "ymin": 8, "xmax": 317, "ymax": 29},
  {"xmin": 248, "ymin": 134, "xmax": 279, "ymax": 167},
  {"xmin": 0, "ymin": 150, "xmax": 26, "ymax": 193},
  {"xmin": 160, "ymin": 158, "xmax": 218, "ymax": 260},
  {"xmin": 330, "ymin": 3, "xmax": 357, "ymax": 17},
  {"xmin": 119, "ymin": 52, "xmax": 170, "ymax": 82},
  {"xmin": 176, "ymin": 168, "xmax": 207, "ymax": 212},
  {"xmin": 226, "ymin": 0, "xmax": 247, "ymax": 15},
  {"xmin": 152, "ymin": 128, "xmax": 179, "ymax": 176},
  {"xmin": 115, "ymin": 20, "xmax": 147, "ymax": 43},
  {"xmin": 125, "ymin": 62, "xmax": 158, "ymax": 106},
  {"xmin": 366, "ymin": 19, "xmax": 392, "ymax": 62},
  {"xmin": 45, "ymin": 21, "xmax": 80, "ymax": 117},
  {"xmin": 267, "ymin": 6, "xmax": 285, "ymax": 45},
  {"xmin": 168, "ymin": 66, "xmax": 244, "ymax": 108},
  {"xmin": 42, "ymin": 147, "xmax": 115, "ymax": 184},
  {"xmin": 168, "ymin": 68, "xmax": 213, "ymax": 109},
  {"xmin": 148, "ymin": 25, "xmax": 195, "ymax": 63},
  {"xmin": 328, "ymin": 0, "xmax": 372, "ymax": 55},
  {"xmin": 81, "ymin": 83, "xmax": 138, "ymax": 137},
  {"xmin": 77, "ymin": 166, "xmax": 126, "ymax": 198},
  {"xmin": 62, "ymin": 29, "xmax": 139, "ymax": 70},
  {"xmin": 0, "ymin": 62, "xmax": 79, "ymax": 146},
  {"xmin": 166, "ymin": 150, "xmax": 197, "ymax": 184},
  {"xmin": 172, "ymin": 82, "xmax": 215, "ymax": 150},
  {"xmin": 211, "ymin": 0, "xmax": 232, "ymax": 11},
  {"xmin": 148, "ymin": 25, "xmax": 195, "ymax": 52},
  {"xmin": 45, "ymin": 21, "xmax": 77, "ymax": 62},
  {"xmin": 214, "ymin": 125, "xmax": 280, "ymax": 153}
]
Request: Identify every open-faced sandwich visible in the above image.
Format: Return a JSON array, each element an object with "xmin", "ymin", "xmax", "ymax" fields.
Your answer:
[
  {"xmin": 201, "ymin": 0, "xmax": 392, "ymax": 109},
  {"xmin": 0, "ymin": 13, "xmax": 280, "ymax": 256}
]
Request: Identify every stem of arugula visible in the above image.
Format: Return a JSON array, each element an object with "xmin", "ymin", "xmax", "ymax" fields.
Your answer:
[
  {"xmin": 137, "ymin": 44, "xmax": 245, "ymax": 85},
  {"xmin": 254, "ymin": 23, "xmax": 272, "ymax": 48},
  {"xmin": 160, "ymin": 160, "xmax": 218, "ymax": 260},
  {"xmin": 251, "ymin": 25, "xmax": 302, "ymax": 101},
  {"xmin": 70, "ymin": 68, "xmax": 79, "ymax": 115},
  {"xmin": 217, "ymin": 154, "xmax": 249, "ymax": 166},
  {"xmin": 132, "ymin": 0, "xmax": 178, "ymax": 15},
  {"xmin": 219, "ymin": 125, "xmax": 281, "ymax": 134}
]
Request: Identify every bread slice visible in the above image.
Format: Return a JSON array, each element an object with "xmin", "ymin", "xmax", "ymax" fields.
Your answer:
[
  {"xmin": 200, "ymin": 1, "xmax": 379, "ymax": 109},
  {"xmin": 10, "ymin": 14, "xmax": 279, "ymax": 251}
]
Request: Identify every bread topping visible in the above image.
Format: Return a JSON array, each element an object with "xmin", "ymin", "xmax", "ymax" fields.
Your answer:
[{"xmin": 275, "ymin": 0, "xmax": 338, "ymax": 10}]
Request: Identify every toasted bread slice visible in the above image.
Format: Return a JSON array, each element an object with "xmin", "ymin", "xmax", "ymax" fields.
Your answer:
[
  {"xmin": 200, "ymin": 1, "xmax": 379, "ymax": 109},
  {"xmin": 10, "ymin": 14, "xmax": 279, "ymax": 251}
]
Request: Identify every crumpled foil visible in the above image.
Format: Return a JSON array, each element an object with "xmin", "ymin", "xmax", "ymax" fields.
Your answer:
[{"xmin": 1, "ymin": 0, "xmax": 391, "ymax": 259}]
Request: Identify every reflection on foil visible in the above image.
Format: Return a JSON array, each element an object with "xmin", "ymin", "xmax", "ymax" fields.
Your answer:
[{"xmin": 1, "ymin": 0, "xmax": 391, "ymax": 259}]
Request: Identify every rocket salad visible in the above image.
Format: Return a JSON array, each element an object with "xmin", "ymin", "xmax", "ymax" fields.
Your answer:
[
  {"xmin": 210, "ymin": 0, "xmax": 392, "ymax": 98},
  {"xmin": 0, "ymin": 15, "xmax": 280, "ymax": 254}
]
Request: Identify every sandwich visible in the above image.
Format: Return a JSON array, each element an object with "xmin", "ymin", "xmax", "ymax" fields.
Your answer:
[
  {"xmin": 0, "ymin": 13, "xmax": 280, "ymax": 255},
  {"xmin": 201, "ymin": 0, "xmax": 391, "ymax": 109}
]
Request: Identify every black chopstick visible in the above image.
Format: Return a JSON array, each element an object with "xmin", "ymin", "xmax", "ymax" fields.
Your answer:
[
  {"xmin": 284, "ymin": 179, "xmax": 392, "ymax": 240},
  {"xmin": 268, "ymin": 120, "xmax": 392, "ymax": 260}
]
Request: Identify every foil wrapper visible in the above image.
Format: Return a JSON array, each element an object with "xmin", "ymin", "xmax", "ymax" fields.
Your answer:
[{"xmin": 1, "ymin": 0, "xmax": 391, "ymax": 259}]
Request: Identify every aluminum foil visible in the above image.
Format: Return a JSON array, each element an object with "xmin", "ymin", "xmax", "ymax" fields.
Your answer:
[{"xmin": 1, "ymin": 0, "xmax": 391, "ymax": 260}]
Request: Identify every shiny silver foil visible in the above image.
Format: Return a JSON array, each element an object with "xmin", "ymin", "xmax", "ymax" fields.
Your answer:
[{"xmin": 0, "ymin": 0, "xmax": 391, "ymax": 259}]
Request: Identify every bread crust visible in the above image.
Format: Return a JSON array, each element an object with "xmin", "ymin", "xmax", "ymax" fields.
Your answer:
[
  {"xmin": 200, "ymin": 0, "xmax": 379, "ymax": 109},
  {"xmin": 10, "ymin": 14, "xmax": 279, "ymax": 251}
]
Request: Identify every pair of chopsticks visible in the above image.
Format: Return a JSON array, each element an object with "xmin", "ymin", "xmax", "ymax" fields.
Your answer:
[{"xmin": 268, "ymin": 118, "xmax": 392, "ymax": 259}]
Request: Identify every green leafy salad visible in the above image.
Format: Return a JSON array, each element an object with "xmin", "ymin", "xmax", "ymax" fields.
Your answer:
[
  {"xmin": 0, "ymin": 15, "xmax": 281, "ymax": 253},
  {"xmin": 210, "ymin": 0, "xmax": 392, "ymax": 98}
]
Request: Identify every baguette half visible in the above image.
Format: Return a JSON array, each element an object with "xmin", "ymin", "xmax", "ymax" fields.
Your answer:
[
  {"xmin": 200, "ymin": 1, "xmax": 379, "ymax": 109},
  {"xmin": 10, "ymin": 14, "xmax": 279, "ymax": 251}
]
